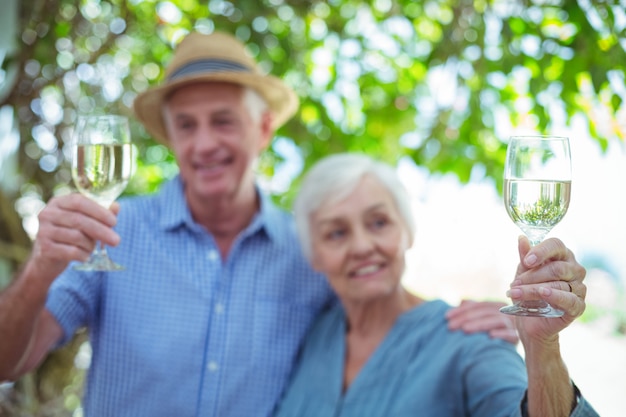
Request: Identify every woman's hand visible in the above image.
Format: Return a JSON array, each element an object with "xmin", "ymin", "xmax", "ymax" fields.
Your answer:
[{"xmin": 507, "ymin": 236, "xmax": 587, "ymax": 343}]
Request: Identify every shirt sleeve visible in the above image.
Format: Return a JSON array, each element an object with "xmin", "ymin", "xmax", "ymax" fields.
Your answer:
[{"xmin": 45, "ymin": 268, "xmax": 102, "ymax": 346}]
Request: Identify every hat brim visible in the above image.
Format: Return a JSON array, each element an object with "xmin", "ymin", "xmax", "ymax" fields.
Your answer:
[{"xmin": 133, "ymin": 72, "xmax": 299, "ymax": 144}]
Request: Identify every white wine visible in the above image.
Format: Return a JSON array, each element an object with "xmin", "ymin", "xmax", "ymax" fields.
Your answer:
[
  {"xmin": 72, "ymin": 143, "xmax": 134, "ymax": 207},
  {"xmin": 504, "ymin": 179, "xmax": 571, "ymax": 243}
]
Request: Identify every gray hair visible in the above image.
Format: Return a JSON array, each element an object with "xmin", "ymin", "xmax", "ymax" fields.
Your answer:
[
  {"xmin": 242, "ymin": 87, "xmax": 268, "ymax": 123},
  {"xmin": 293, "ymin": 153, "xmax": 416, "ymax": 261}
]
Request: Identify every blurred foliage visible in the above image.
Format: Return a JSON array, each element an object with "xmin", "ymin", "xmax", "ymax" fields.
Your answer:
[{"xmin": 0, "ymin": 0, "xmax": 625, "ymax": 414}]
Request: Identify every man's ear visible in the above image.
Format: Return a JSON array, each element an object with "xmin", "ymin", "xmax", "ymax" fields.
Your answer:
[{"xmin": 258, "ymin": 110, "xmax": 275, "ymax": 150}]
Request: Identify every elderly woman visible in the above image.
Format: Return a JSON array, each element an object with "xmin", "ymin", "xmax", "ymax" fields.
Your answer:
[{"xmin": 274, "ymin": 153, "xmax": 598, "ymax": 417}]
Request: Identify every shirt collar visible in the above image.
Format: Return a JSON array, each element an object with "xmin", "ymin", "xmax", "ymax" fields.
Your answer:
[
  {"xmin": 156, "ymin": 175, "xmax": 291, "ymax": 247},
  {"xmin": 157, "ymin": 176, "xmax": 197, "ymax": 231},
  {"xmin": 255, "ymin": 190, "xmax": 292, "ymax": 247}
]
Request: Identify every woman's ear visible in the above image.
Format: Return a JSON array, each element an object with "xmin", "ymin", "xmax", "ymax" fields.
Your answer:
[{"xmin": 405, "ymin": 232, "xmax": 415, "ymax": 253}]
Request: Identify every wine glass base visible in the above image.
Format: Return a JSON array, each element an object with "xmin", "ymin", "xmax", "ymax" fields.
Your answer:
[
  {"xmin": 499, "ymin": 302, "xmax": 564, "ymax": 318},
  {"xmin": 73, "ymin": 255, "xmax": 125, "ymax": 271}
]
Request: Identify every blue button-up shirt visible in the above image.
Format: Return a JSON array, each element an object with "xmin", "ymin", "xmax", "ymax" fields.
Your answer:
[{"xmin": 46, "ymin": 176, "xmax": 334, "ymax": 417}]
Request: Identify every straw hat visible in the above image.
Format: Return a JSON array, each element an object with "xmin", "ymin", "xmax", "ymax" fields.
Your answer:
[{"xmin": 133, "ymin": 31, "xmax": 299, "ymax": 144}]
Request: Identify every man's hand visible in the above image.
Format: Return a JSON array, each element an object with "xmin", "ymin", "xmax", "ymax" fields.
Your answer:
[
  {"xmin": 30, "ymin": 193, "xmax": 120, "ymax": 282},
  {"xmin": 446, "ymin": 299, "xmax": 519, "ymax": 345}
]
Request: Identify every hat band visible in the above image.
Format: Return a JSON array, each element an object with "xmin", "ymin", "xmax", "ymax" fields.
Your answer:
[{"xmin": 168, "ymin": 59, "xmax": 252, "ymax": 81}]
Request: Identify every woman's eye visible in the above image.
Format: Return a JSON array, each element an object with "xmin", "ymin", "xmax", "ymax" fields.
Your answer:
[
  {"xmin": 371, "ymin": 217, "xmax": 388, "ymax": 229},
  {"xmin": 326, "ymin": 229, "xmax": 345, "ymax": 240}
]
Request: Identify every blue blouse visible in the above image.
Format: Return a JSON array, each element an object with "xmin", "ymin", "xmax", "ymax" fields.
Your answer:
[{"xmin": 274, "ymin": 300, "xmax": 599, "ymax": 417}]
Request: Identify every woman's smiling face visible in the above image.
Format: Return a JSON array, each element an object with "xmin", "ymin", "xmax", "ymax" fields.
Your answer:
[{"xmin": 309, "ymin": 175, "xmax": 412, "ymax": 305}]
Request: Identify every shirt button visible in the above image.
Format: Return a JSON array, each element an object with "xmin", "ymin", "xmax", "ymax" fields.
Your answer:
[
  {"xmin": 215, "ymin": 303, "xmax": 224, "ymax": 314},
  {"xmin": 207, "ymin": 361, "xmax": 219, "ymax": 372},
  {"xmin": 207, "ymin": 250, "xmax": 219, "ymax": 261}
]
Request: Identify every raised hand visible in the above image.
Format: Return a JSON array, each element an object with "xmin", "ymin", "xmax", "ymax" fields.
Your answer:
[
  {"xmin": 506, "ymin": 236, "xmax": 587, "ymax": 342},
  {"xmin": 30, "ymin": 193, "xmax": 120, "ymax": 282}
]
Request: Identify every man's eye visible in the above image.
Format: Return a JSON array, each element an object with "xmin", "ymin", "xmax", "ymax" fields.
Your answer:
[
  {"xmin": 177, "ymin": 120, "xmax": 195, "ymax": 130},
  {"xmin": 214, "ymin": 118, "xmax": 235, "ymax": 126}
]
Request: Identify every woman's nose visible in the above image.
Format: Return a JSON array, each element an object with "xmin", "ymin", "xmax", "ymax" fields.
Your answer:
[{"xmin": 348, "ymin": 228, "xmax": 375, "ymax": 256}]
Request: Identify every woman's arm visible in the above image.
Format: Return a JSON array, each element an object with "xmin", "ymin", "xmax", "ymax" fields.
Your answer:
[{"xmin": 508, "ymin": 237, "xmax": 589, "ymax": 417}]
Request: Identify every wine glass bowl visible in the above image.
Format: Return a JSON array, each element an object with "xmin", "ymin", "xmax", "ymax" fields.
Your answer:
[
  {"xmin": 500, "ymin": 135, "xmax": 572, "ymax": 317},
  {"xmin": 71, "ymin": 115, "xmax": 135, "ymax": 271}
]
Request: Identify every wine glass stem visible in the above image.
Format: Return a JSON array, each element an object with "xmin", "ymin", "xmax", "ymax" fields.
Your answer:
[{"xmin": 93, "ymin": 241, "xmax": 108, "ymax": 256}]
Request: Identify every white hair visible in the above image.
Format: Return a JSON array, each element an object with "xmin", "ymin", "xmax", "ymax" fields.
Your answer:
[
  {"xmin": 293, "ymin": 153, "xmax": 416, "ymax": 261},
  {"xmin": 242, "ymin": 87, "xmax": 268, "ymax": 123}
]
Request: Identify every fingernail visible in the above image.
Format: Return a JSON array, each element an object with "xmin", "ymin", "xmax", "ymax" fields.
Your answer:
[
  {"xmin": 525, "ymin": 254, "xmax": 538, "ymax": 266},
  {"xmin": 506, "ymin": 288, "xmax": 522, "ymax": 299}
]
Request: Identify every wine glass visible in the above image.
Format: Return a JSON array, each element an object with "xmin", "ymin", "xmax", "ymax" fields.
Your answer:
[
  {"xmin": 500, "ymin": 135, "xmax": 572, "ymax": 317},
  {"xmin": 71, "ymin": 114, "xmax": 135, "ymax": 271}
]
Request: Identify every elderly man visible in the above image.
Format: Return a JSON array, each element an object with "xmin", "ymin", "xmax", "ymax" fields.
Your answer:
[{"xmin": 0, "ymin": 31, "xmax": 516, "ymax": 416}]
